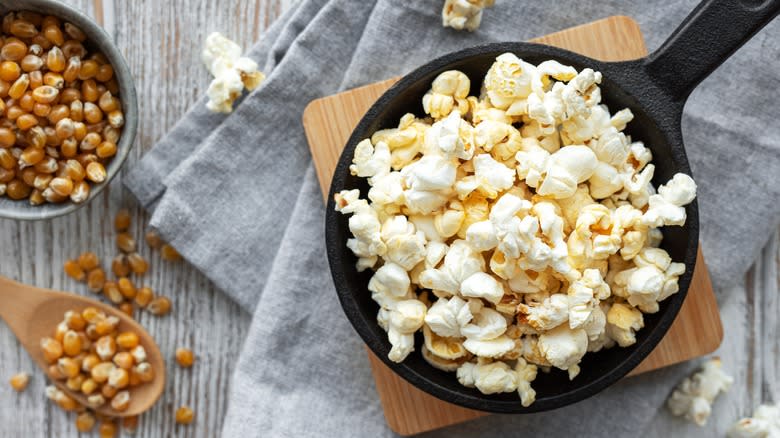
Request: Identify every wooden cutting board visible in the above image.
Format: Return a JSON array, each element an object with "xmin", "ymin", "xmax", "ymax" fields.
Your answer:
[{"xmin": 302, "ymin": 16, "xmax": 723, "ymax": 436}]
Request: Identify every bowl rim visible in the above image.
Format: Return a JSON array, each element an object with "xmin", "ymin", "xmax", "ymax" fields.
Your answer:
[
  {"xmin": 325, "ymin": 42, "xmax": 698, "ymax": 414},
  {"xmin": 0, "ymin": 0, "xmax": 138, "ymax": 220}
]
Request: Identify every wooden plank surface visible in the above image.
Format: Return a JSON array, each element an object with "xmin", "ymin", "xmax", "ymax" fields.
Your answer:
[
  {"xmin": 0, "ymin": 1, "xmax": 295, "ymax": 437},
  {"xmin": 303, "ymin": 16, "xmax": 723, "ymax": 436}
]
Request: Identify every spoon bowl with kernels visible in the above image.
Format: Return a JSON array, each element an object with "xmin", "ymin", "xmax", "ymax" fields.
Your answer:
[{"xmin": 0, "ymin": 275, "xmax": 164, "ymax": 417}]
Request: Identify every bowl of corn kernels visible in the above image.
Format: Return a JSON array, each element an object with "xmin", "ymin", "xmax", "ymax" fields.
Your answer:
[{"xmin": 0, "ymin": 0, "xmax": 137, "ymax": 220}]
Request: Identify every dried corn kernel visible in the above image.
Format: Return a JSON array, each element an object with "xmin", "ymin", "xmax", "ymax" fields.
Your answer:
[
  {"xmin": 111, "ymin": 254, "xmax": 130, "ymax": 277},
  {"xmin": 65, "ymin": 310, "xmax": 86, "ymax": 330},
  {"xmin": 80, "ymin": 377, "xmax": 98, "ymax": 395},
  {"xmin": 87, "ymin": 268, "xmax": 106, "ymax": 293},
  {"xmin": 116, "ymin": 332, "xmax": 139, "ymax": 350},
  {"xmin": 63, "ymin": 259, "xmax": 85, "ymax": 281},
  {"xmin": 9, "ymin": 372, "xmax": 29, "ymax": 391},
  {"xmin": 116, "ymin": 232, "xmax": 135, "ymax": 253},
  {"xmin": 175, "ymin": 406, "xmax": 195, "ymax": 425},
  {"xmin": 133, "ymin": 362, "xmax": 154, "ymax": 383},
  {"xmin": 85, "ymin": 161, "xmax": 106, "ymax": 183},
  {"xmin": 99, "ymin": 420, "xmax": 117, "ymax": 438},
  {"xmin": 41, "ymin": 337, "xmax": 63, "ymax": 363},
  {"xmin": 57, "ymin": 357, "xmax": 80, "ymax": 378},
  {"xmin": 65, "ymin": 374, "xmax": 84, "ymax": 391},
  {"xmin": 95, "ymin": 336, "xmax": 117, "ymax": 360},
  {"xmin": 75, "ymin": 412, "xmax": 96, "ymax": 432},
  {"xmin": 48, "ymin": 364, "xmax": 65, "ymax": 380},
  {"xmin": 101, "ymin": 382, "xmax": 117, "ymax": 399},
  {"xmin": 130, "ymin": 345, "xmax": 147, "ymax": 364},
  {"xmin": 77, "ymin": 251, "xmax": 100, "ymax": 270},
  {"xmin": 82, "ymin": 306, "xmax": 103, "ymax": 323},
  {"xmin": 110, "ymin": 390, "xmax": 130, "ymax": 411},
  {"xmin": 160, "ymin": 244, "xmax": 181, "ymax": 261},
  {"xmin": 127, "ymin": 252, "xmax": 148, "ymax": 275},
  {"xmin": 90, "ymin": 362, "xmax": 114, "ymax": 383},
  {"xmin": 134, "ymin": 287, "xmax": 154, "ymax": 308},
  {"xmin": 62, "ymin": 329, "xmax": 82, "ymax": 356},
  {"xmin": 119, "ymin": 302, "xmax": 134, "ymax": 317},
  {"xmin": 122, "ymin": 416, "xmax": 139, "ymax": 433},
  {"xmin": 147, "ymin": 296, "xmax": 171, "ymax": 316},
  {"xmin": 108, "ymin": 367, "xmax": 129, "ymax": 389},
  {"xmin": 87, "ymin": 393, "xmax": 106, "ymax": 409},
  {"xmin": 175, "ymin": 348, "xmax": 195, "ymax": 368},
  {"xmin": 113, "ymin": 351, "xmax": 134, "ymax": 370},
  {"xmin": 102, "ymin": 281, "xmax": 123, "ymax": 304},
  {"xmin": 81, "ymin": 353, "xmax": 100, "ymax": 372},
  {"xmin": 117, "ymin": 277, "xmax": 136, "ymax": 300}
]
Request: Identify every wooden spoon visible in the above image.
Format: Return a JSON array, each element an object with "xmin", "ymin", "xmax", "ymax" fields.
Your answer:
[{"xmin": 0, "ymin": 275, "xmax": 165, "ymax": 417}]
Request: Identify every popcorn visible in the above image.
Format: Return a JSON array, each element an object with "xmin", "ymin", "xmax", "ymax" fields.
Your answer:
[
  {"xmin": 643, "ymin": 173, "xmax": 697, "ymax": 227},
  {"xmin": 336, "ymin": 54, "xmax": 697, "ymax": 406},
  {"xmin": 667, "ymin": 357, "xmax": 733, "ymax": 426},
  {"xmin": 202, "ymin": 32, "xmax": 265, "ymax": 113},
  {"xmin": 537, "ymin": 324, "xmax": 588, "ymax": 379},
  {"xmin": 728, "ymin": 404, "xmax": 780, "ymax": 438},
  {"xmin": 423, "ymin": 71, "xmax": 471, "ymax": 119},
  {"xmin": 442, "ymin": 0, "xmax": 495, "ymax": 32}
]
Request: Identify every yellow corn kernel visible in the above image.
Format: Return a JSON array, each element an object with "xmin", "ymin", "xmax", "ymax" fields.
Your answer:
[
  {"xmin": 80, "ymin": 377, "xmax": 98, "ymax": 395},
  {"xmin": 130, "ymin": 345, "xmax": 147, "ymax": 364},
  {"xmin": 119, "ymin": 302, "xmax": 134, "ymax": 317},
  {"xmin": 57, "ymin": 357, "xmax": 80, "ymax": 378},
  {"xmin": 87, "ymin": 268, "xmax": 106, "ymax": 293},
  {"xmin": 114, "ymin": 208, "xmax": 131, "ymax": 231},
  {"xmin": 77, "ymin": 332, "xmax": 91, "ymax": 352},
  {"xmin": 101, "ymin": 382, "xmax": 117, "ymax": 399},
  {"xmin": 111, "ymin": 254, "xmax": 130, "ymax": 277},
  {"xmin": 46, "ymin": 46, "xmax": 66, "ymax": 72},
  {"xmin": 175, "ymin": 348, "xmax": 195, "ymax": 368},
  {"xmin": 127, "ymin": 252, "xmax": 148, "ymax": 275},
  {"xmin": 102, "ymin": 281, "xmax": 123, "ymax": 304},
  {"xmin": 96, "ymin": 141, "xmax": 116, "ymax": 158},
  {"xmin": 70, "ymin": 180, "xmax": 90, "ymax": 203},
  {"xmin": 133, "ymin": 362, "xmax": 154, "ymax": 383},
  {"xmin": 9, "ymin": 372, "xmax": 30, "ymax": 392},
  {"xmin": 62, "ymin": 329, "xmax": 82, "ymax": 356},
  {"xmin": 94, "ymin": 315, "xmax": 119, "ymax": 336},
  {"xmin": 64, "ymin": 310, "xmax": 86, "ymax": 330},
  {"xmin": 0, "ymin": 60, "xmax": 20, "ymax": 82},
  {"xmin": 8, "ymin": 73, "xmax": 29, "ymax": 99},
  {"xmin": 117, "ymin": 277, "xmax": 136, "ymax": 300},
  {"xmin": 134, "ymin": 286, "xmax": 154, "ymax": 308},
  {"xmin": 81, "ymin": 353, "xmax": 100, "ymax": 372},
  {"xmin": 77, "ymin": 251, "xmax": 100, "ymax": 270},
  {"xmin": 99, "ymin": 420, "xmax": 117, "ymax": 438},
  {"xmin": 82, "ymin": 306, "xmax": 103, "ymax": 323},
  {"xmin": 116, "ymin": 332, "xmax": 139, "ymax": 350},
  {"xmin": 96, "ymin": 65, "xmax": 114, "ymax": 83},
  {"xmin": 63, "ymin": 259, "xmax": 85, "ymax": 281},
  {"xmin": 113, "ymin": 351, "xmax": 134, "ymax": 370},
  {"xmin": 147, "ymin": 296, "xmax": 171, "ymax": 316},
  {"xmin": 54, "ymin": 321, "xmax": 68, "ymax": 342},
  {"xmin": 65, "ymin": 374, "xmax": 85, "ymax": 392},
  {"xmin": 47, "ymin": 386, "xmax": 79, "ymax": 411},
  {"xmin": 41, "ymin": 337, "xmax": 63, "ymax": 363},
  {"xmin": 48, "ymin": 176, "xmax": 73, "ymax": 196},
  {"xmin": 47, "ymin": 364, "xmax": 65, "ymax": 380},
  {"xmin": 107, "ymin": 109, "xmax": 124, "ymax": 128},
  {"xmin": 75, "ymin": 412, "xmax": 96, "ymax": 432},
  {"xmin": 85, "ymin": 161, "xmax": 106, "ymax": 183},
  {"xmin": 160, "ymin": 244, "xmax": 181, "ymax": 261},
  {"xmin": 90, "ymin": 362, "xmax": 114, "ymax": 384},
  {"xmin": 110, "ymin": 390, "xmax": 130, "ymax": 412},
  {"xmin": 85, "ymin": 324, "xmax": 100, "ymax": 341},
  {"xmin": 122, "ymin": 416, "xmax": 139, "ymax": 433},
  {"xmin": 108, "ymin": 367, "xmax": 129, "ymax": 389},
  {"xmin": 95, "ymin": 336, "xmax": 116, "ymax": 360},
  {"xmin": 28, "ymin": 189, "xmax": 45, "ymax": 206},
  {"xmin": 128, "ymin": 368, "xmax": 142, "ymax": 387},
  {"xmin": 87, "ymin": 394, "xmax": 106, "ymax": 409},
  {"xmin": 175, "ymin": 406, "xmax": 194, "ymax": 425},
  {"xmin": 116, "ymin": 233, "xmax": 136, "ymax": 253}
]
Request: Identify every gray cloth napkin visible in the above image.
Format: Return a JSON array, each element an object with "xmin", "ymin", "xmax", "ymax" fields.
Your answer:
[{"xmin": 125, "ymin": 0, "xmax": 780, "ymax": 436}]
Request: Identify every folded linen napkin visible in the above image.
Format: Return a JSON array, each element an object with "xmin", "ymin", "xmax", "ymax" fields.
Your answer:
[{"xmin": 125, "ymin": 0, "xmax": 780, "ymax": 436}]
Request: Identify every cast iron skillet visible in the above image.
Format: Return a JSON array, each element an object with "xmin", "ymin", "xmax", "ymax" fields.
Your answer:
[{"xmin": 326, "ymin": 0, "xmax": 779, "ymax": 414}]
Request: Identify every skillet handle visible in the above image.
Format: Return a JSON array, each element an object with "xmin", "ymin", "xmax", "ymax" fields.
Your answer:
[{"xmin": 644, "ymin": 0, "xmax": 780, "ymax": 101}]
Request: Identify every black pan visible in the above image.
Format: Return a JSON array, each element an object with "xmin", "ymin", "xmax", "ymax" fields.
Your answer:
[{"xmin": 325, "ymin": 0, "xmax": 779, "ymax": 413}]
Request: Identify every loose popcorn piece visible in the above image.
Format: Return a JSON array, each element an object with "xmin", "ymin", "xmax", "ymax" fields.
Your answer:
[
  {"xmin": 202, "ymin": 32, "xmax": 266, "ymax": 113},
  {"xmin": 667, "ymin": 358, "xmax": 734, "ymax": 426},
  {"xmin": 335, "ymin": 54, "xmax": 698, "ymax": 406},
  {"xmin": 442, "ymin": 0, "xmax": 495, "ymax": 32},
  {"xmin": 728, "ymin": 404, "xmax": 780, "ymax": 438}
]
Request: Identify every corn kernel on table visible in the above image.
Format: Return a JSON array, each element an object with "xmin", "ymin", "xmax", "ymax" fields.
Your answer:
[{"xmin": 0, "ymin": 1, "xmax": 777, "ymax": 437}]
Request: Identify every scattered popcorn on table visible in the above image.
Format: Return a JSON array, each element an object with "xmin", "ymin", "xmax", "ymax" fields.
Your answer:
[
  {"xmin": 667, "ymin": 357, "xmax": 733, "ymax": 426},
  {"xmin": 728, "ymin": 403, "xmax": 780, "ymax": 438},
  {"xmin": 201, "ymin": 32, "xmax": 265, "ymax": 113},
  {"xmin": 335, "ymin": 54, "xmax": 698, "ymax": 405},
  {"xmin": 442, "ymin": 0, "xmax": 495, "ymax": 32}
]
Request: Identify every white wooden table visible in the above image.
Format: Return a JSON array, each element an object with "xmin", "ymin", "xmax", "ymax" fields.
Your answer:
[{"xmin": 0, "ymin": 1, "xmax": 777, "ymax": 437}]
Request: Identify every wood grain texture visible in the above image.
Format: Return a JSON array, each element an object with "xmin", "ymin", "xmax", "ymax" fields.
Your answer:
[
  {"xmin": 303, "ymin": 16, "xmax": 723, "ymax": 436},
  {"xmin": 0, "ymin": 0, "xmax": 295, "ymax": 437}
]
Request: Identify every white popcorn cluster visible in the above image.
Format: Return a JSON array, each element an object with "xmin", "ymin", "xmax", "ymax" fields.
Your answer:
[
  {"xmin": 335, "ymin": 53, "xmax": 697, "ymax": 406},
  {"xmin": 201, "ymin": 32, "xmax": 266, "ymax": 113},
  {"xmin": 442, "ymin": 0, "xmax": 495, "ymax": 32},
  {"xmin": 728, "ymin": 403, "xmax": 780, "ymax": 438},
  {"xmin": 667, "ymin": 357, "xmax": 733, "ymax": 426}
]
